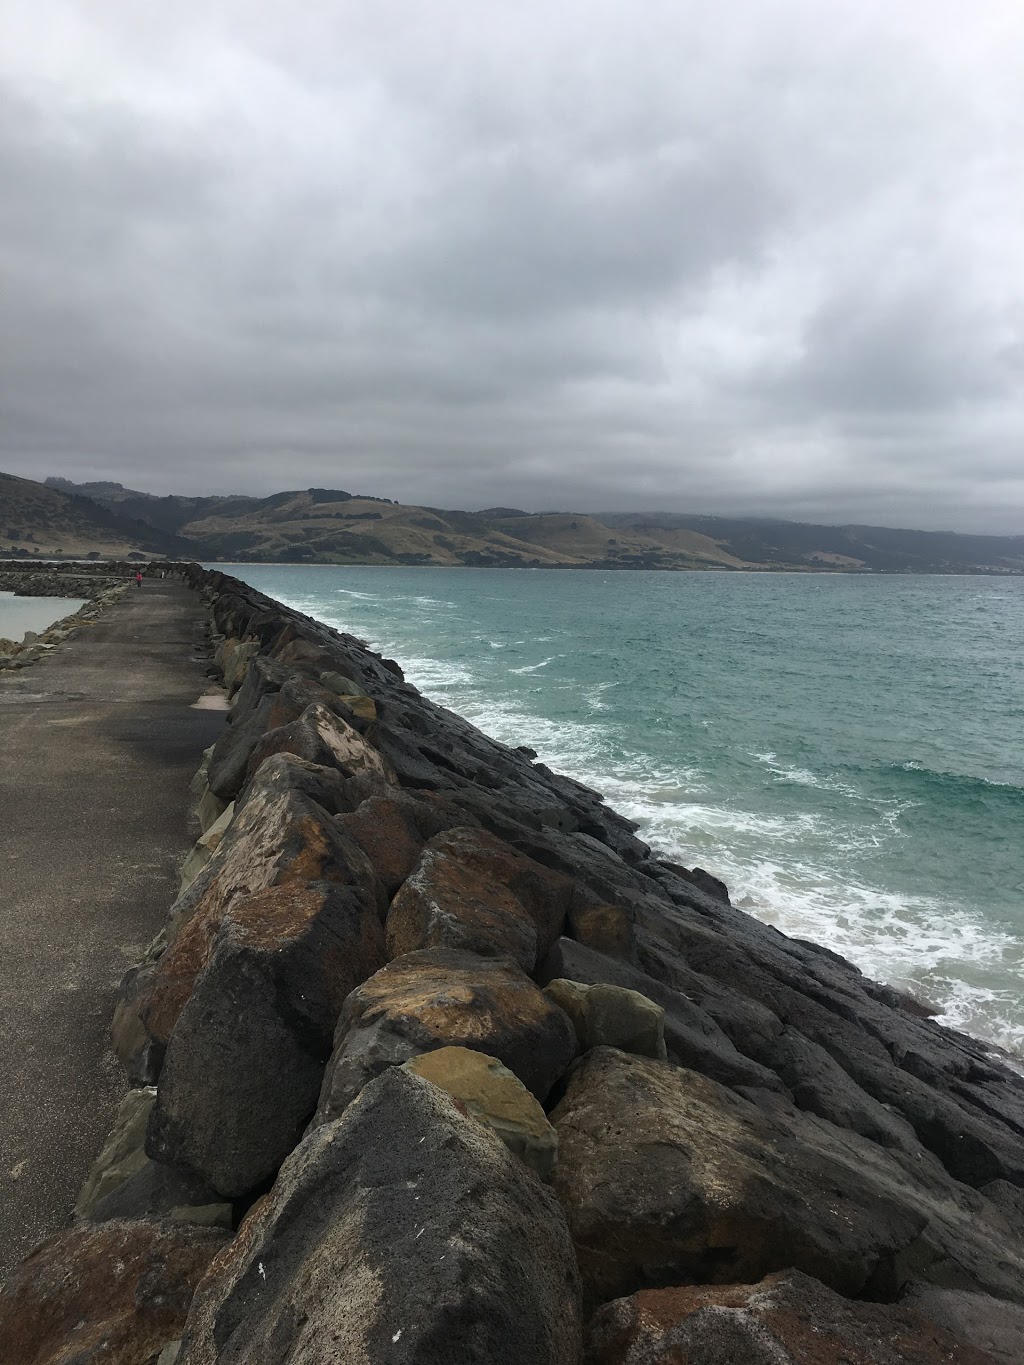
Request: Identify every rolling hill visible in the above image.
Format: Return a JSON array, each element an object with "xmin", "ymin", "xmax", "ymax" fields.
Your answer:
[
  {"xmin": 30, "ymin": 475, "xmax": 1024, "ymax": 573},
  {"xmin": 1, "ymin": 473, "xmax": 191, "ymax": 560}
]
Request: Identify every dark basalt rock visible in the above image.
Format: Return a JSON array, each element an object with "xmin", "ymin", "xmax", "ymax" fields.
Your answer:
[
  {"xmin": 177, "ymin": 1068, "xmax": 583, "ymax": 1365},
  {"xmin": 551, "ymin": 1048, "xmax": 1024, "ymax": 1310},
  {"xmin": 586, "ymin": 1269, "xmax": 1004, "ymax": 1365}
]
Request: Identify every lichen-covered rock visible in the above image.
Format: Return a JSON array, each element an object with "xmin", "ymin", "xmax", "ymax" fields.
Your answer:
[
  {"xmin": 178, "ymin": 1068, "xmax": 583, "ymax": 1365},
  {"xmin": 585, "ymin": 1269, "xmax": 1001, "ymax": 1365},
  {"xmin": 244, "ymin": 701, "xmax": 394, "ymax": 788},
  {"xmin": 551, "ymin": 1048, "xmax": 1024, "ymax": 1308},
  {"xmin": 341, "ymin": 791, "xmax": 470, "ymax": 897},
  {"xmin": 146, "ymin": 878, "xmax": 386, "ymax": 1197},
  {"xmin": 314, "ymin": 948, "xmax": 578, "ymax": 1125},
  {"xmin": 405, "ymin": 1045, "xmax": 558, "ymax": 1177},
  {"xmin": 165, "ymin": 779, "xmax": 385, "ymax": 948},
  {"xmin": 0, "ymin": 1219, "xmax": 227, "ymax": 1365},
  {"xmin": 386, "ymin": 826, "xmax": 574, "ymax": 969},
  {"xmin": 545, "ymin": 979, "xmax": 667, "ymax": 1059}
]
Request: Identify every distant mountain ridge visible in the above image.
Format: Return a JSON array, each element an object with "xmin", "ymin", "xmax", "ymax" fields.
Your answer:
[{"xmin": 24, "ymin": 475, "xmax": 1024, "ymax": 573}]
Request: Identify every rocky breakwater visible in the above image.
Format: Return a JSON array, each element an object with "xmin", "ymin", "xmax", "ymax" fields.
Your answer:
[
  {"xmin": 3, "ymin": 561, "xmax": 1023, "ymax": 1364},
  {"xmin": 0, "ymin": 563, "xmax": 131, "ymax": 669}
]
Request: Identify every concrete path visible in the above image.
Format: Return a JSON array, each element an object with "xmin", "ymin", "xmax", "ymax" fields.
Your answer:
[{"xmin": 0, "ymin": 578, "xmax": 225, "ymax": 1279}]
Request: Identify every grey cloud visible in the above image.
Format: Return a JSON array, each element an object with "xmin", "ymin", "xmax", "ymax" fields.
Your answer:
[{"xmin": 0, "ymin": 1, "xmax": 1022, "ymax": 529}]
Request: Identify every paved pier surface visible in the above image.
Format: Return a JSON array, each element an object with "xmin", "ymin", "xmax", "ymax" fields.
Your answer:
[{"xmin": 0, "ymin": 578, "xmax": 225, "ymax": 1279}]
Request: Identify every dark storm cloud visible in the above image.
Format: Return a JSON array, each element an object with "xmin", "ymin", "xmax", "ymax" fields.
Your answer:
[{"xmin": 1, "ymin": 1, "xmax": 1022, "ymax": 529}]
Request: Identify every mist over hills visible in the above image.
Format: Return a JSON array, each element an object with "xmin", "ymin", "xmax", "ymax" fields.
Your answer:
[{"xmin": 13, "ymin": 475, "xmax": 1024, "ymax": 574}]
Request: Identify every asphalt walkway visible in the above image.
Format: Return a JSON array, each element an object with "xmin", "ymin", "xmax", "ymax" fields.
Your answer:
[{"xmin": 0, "ymin": 577, "xmax": 225, "ymax": 1279}]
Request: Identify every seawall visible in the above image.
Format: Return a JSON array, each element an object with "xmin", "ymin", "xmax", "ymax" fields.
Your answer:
[{"xmin": 2, "ymin": 562, "xmax": 1023, "ymax": 1363}]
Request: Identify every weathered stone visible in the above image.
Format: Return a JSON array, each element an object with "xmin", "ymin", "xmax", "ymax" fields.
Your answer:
[
  {"xmin": 86, "ymin": 1160, "xmax": 232, "ymax": 1230},
  {"xmin": 178, "ymin": 801, "xmax": 234, "ymax": 893},
  {"xmin": 314, "ymin": 948, "xmax": 578, "ymax": 1125},
  {"xmin": 386, "ymin": 826, "xmax": 574, "ymax": 970},
  {"xmin": 165, "ymin": 778, "xmax": 385, "ymax": 948},
  {"xmin": 74, "ymin": 1086, "xmax": 155, "ymax": 1217},
  {"xmin": 405, "ymin": 1046, "xmax": 558, "ymax": 1177},
  {"xmin": 319, "ymin": 668, "xmax": 366, "ymax": 696},
  {"xmin": 234, "ymin": 750, "xmax": 390, "ymax": 818},
  {"xmin": 222, "ymin": 639, "xmax": 259, "ymax": 694},
  {"xmin": 194, "ymin": 784, "xmax": 227, "ymax": 834},
  {"xmin": 568, "ymin": 902, "xmax": 637, "ymax": 961},
  {"xmin": 178, "ymin": 1068, "xmax": 583, "ymax": 1365},
  {"xmin": 585, "ymin": 1269, "xmax": 1001, "ymax": 1365},
  {"xmin": 0, "ymin": 1220, "xmax": 227, "ymax": 1365},
  {"xmin": 244, "ymin": 701, "xmax": 394, "ymax": 788},
  {"xmin": 540, "ymin": 938, "xmax": 783, "ymax": 1093},
  {"xmin": 341, "ymin": 790, "xmax": 469, "ymax": 897},
  {"xmin": 545, "ymin": 979, "xmax": 667, "ymax": 1060},
  {"xmin": 147, "ymin": 877, "xmax": 386, "ymax": 1197},
  {"xmin": 899, "ymin": 1284, "xmax": 1024, "ymax": 1365},
  {"xmin": 206, "ymin": 676, "xmax": 345, "ymax": 801},
  {"xmin": 551, "ymin": 1048, "xmax": 1024, "ymax": 1308}
]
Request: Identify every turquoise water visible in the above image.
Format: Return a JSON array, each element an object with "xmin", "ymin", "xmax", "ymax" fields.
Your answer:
[{"xmin": 225, "ymin": 565, "xmax": 1024, "ymax": 1053}]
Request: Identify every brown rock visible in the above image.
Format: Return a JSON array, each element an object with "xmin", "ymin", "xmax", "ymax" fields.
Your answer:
[
  {"xmin": 568, "ymin": 902, "xmax": 637, "ymax": 961},
  {"xmin": 585, "ymin": 1269, "xmax": 1001, "ymax": 1364},
  {"xmin": 165, "ymin": 779, "xmax": 385, "ymax": 949},
  {"xmin": 386, "ymin": 826, "xmax": 574, "ymax": 969},
  {"xmin": 0, "ymin": 1219, "xmax": 227, "ymax": 1365},
  {"xmin": 314, "ymin": 947, "xmax": 578, "ymax": 1124},
  {"xmin": 145, "ymin": 873, "xmax": 385, "ymax": 1197},
  {"xmin": 405, "ymin": 1046, "xmax": 558, "ymax": 1177},
  {"xmin": 341, "ymin": 792, "xmax": 464, "ymax": 897},
  {"xmin": 143, "ymin": 875, "xmax": 384, "ymax": 1054}
]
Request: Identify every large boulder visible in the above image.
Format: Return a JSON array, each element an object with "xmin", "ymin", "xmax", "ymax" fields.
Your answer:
[
  {"xmin": 147, "ymin": 877, "xmax": 385, "ymax": 1198},
  {"xmin": 550, "ymin": 1048, "xmax": 1024, "ymax": 1309},
  {"xmin": 386, "ymin": 826, "xmax": 575, "ymax": 970},
  {"xmin": 340, "ymin": 791, "xmax": 472, "ymax": 897},
  {"xmin": 164, "ymin": 777, "xmax": 385, "ymax": 948},
  {"xmin": 0, "ymin": 1220, "xmax": 227, "ymax": 1365},
  {"xmin": 585, "ymin": 1269, "xmax": 1002, "ymax": 1365},
  {"xmin": 314, "ymin": 948, "xmax": 578, "ymax": 1125},
  {"xmin": 178, "ymin": 1068, "xmax": 583, "ymax": 1365},
  {"xmin": 539, "ymin": 938, "xmax": 784, "ymax": 1094},
  {"xmin": 244, "ymin": 701, "xmax": 395, "ymax": 788}
]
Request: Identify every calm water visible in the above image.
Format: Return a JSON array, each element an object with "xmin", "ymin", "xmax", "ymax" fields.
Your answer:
[
  {"xmin": 226, "ymin": 565, "xmax": 1024, "ymax": 1053},
  {"xmin": 0, "ymin": 593, "xmax": 84, "ymax": 641}
]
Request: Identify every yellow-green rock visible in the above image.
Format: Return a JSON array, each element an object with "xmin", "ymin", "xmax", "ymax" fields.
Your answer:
[{"xmin": 404, "ymin": 1045, "xmax": 558, "ymax": 1178}]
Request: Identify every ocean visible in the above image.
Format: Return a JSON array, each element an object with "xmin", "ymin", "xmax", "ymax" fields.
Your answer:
[{"xmin": 224, "ymin": 564, "xmax": 1024, "ymax": 1055}]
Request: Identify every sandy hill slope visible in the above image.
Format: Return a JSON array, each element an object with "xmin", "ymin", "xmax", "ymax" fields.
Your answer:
[
  {"xmin": 41, "ymin": 477, "xmax": 1024, "ymax": 573},
  {"xmin": 1, "ymin": 473, "xmax": 190, "ymax": 560}
]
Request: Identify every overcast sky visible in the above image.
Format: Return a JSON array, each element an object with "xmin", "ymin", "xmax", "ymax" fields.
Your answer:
[{"xmin": 1, "ymin": 2, "xmax": 1023, "ymax": 529}]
